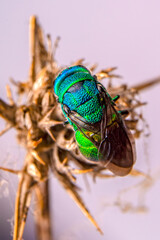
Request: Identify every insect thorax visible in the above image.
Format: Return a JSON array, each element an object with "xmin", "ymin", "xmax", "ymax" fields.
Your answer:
[{"xmin": 63, "ymin": 79, "xmax": 103, "ymax": 123}]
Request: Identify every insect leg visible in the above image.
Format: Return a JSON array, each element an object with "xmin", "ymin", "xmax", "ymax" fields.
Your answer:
[
  {"xmin": 118, "ymin": 110, "xmax": 129, "ymax": 118},
  {"xmin": 112, "ymin": 95, "xmax": 120, "ymax": 102}
]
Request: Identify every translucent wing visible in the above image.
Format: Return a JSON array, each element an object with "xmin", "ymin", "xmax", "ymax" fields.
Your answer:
[
  {"xmin": 97, "ymin": 84, "xmax": 136, "ymax": 176},
  {"xmin": 62, "ymin": 104, "xmax": 100, "ymax": 147}
]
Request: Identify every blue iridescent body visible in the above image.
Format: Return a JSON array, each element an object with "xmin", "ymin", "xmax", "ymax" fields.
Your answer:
[{"xmin": 54, "ymin": 66, "xmax": 103, "ymax": 124}]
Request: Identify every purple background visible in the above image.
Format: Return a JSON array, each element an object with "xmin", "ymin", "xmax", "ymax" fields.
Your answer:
[{"xmin": 0, "ymin": 1, "xmax": 160, "ymax": 239}]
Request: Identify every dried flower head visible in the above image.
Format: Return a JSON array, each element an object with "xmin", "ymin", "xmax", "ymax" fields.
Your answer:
[{"xmin": 0, "ymin": 16, "xmax": 160, "ymax": 240}]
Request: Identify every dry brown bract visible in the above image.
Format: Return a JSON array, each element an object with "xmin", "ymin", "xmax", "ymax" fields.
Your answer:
[{"xmin": 0, "ymin": 16, "xmax": 160, "ymax": 240}]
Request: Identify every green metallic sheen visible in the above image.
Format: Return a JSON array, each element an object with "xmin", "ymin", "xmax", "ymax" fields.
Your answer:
[
  {"xmin": 75, "ymin": 130, "xmax": 99, "ymax": 161},
  {"xmin": 54, "ymin": 65, "xmax": 103, "ymax": 162}
]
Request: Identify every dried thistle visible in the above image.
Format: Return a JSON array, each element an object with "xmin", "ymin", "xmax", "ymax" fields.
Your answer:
[{"xmin": 0, "ymin": 16, "xmax": 160, "ymax": 240}]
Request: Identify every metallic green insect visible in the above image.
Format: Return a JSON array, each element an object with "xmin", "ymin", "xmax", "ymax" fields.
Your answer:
[{"xmin": 54, "ymin": 65, "xmax": 136, "ymax": 176}]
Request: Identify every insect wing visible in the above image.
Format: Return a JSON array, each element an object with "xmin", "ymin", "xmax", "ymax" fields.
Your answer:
[
  {"xmin": 98, "ymin": 85, "xmax": 136, "ymax": 175},
  {"xmin": 63, "ymin": 105, "xmax": 100, "ymax": 147}
]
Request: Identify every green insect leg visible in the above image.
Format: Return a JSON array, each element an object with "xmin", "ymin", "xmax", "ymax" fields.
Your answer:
[{"xmin": 112, "ymin": 95, "xmax": 120, "ymax": 102}]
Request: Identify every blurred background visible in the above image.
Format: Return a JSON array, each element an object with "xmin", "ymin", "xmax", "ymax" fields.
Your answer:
[{"xmin": 0, "ymin": 0, "xmax": 160, "ymax": 239}]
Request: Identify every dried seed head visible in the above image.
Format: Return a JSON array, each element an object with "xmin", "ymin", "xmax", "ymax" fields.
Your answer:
[{"xmin": 0, "ymin": 15, "xmax": 159, "ymax": 239}]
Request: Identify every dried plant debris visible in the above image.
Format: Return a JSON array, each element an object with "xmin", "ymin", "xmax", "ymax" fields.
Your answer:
[{"xmin": 0, "ymin": 16, "xmax": 160, "ymax": 240}]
